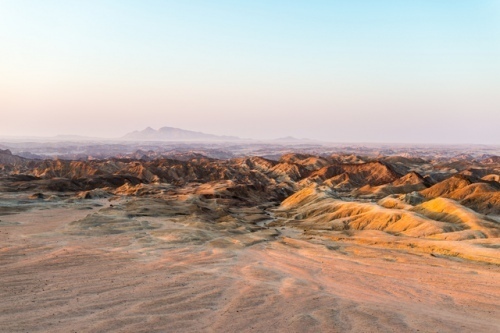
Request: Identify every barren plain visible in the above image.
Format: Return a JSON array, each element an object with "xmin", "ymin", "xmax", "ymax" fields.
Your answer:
[{"xmin": 0, "ymin": 144, "xmax": 499, "ymax": 332}]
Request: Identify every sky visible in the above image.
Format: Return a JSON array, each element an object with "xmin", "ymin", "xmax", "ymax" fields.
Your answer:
[{"xmin": 1, "ymin": 0, "xmax": 499, "ymax": 144}]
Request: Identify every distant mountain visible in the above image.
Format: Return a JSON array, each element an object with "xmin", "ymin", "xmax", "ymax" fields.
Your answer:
[
  {"xmin": 122, "ymin": 127, "xmax": 241, "ymax": 142},
  {"xmin": 0, "ymin": 149, "xmax": 26, "ymax": 165}
]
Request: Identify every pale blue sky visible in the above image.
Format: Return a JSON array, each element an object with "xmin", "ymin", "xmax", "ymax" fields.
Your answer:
[{"xmin": 1, "ymin": 1, "xmax": 499, "ymax": 143}]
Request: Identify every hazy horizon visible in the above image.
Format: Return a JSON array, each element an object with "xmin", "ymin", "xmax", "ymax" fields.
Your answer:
[
  {"xmin": 1, "ymin": 1, "xmax": 499, "ymax": 144},
  {"xmin": 1, "ymin": 126, "xmax": 500, "ymax": 147}
]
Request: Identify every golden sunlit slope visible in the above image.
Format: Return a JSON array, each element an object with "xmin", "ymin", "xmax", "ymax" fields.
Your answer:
[
  {"xmin": 411, "ymin": 197, "xmax": 499, "ymax": 238},
  {"xmin": 353, "ymin": 171, "xmax": 430, "ymax": 198},
  {"xmin": 420, "ymin": 174, "xmax": 500, "ymax": 214},
  {"xmin": 392, "ymin": 171, "xmax": 427, "ymax": 186},
  {"xmin": 306, "ymin": 161, "xmax": 401, "ymax": 187},
  {"xmin": 482, "ymin": 174, "xmax": 500, "ymax": 182},
  {"xmin": 420, "ymin": 174, "xmax": 474, "ymax": 198},
  {"xmin": 322, "ymin": 173, "xmax": 355, "ymax": 191},
  {"xmin": 279, "ymin": 187, "xmax": 499, "ymax": 241},
  {"xmin": 279, "ymin": 153, "xmax": 330, "ymax": 170},
  {"xmin": 446, "ymin": 182, "xmax": 500, "ymax": 215}
]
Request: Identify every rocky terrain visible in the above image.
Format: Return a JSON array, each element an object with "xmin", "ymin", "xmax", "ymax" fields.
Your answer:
[{"xmin": 1, "ymin": 146, "xmax": 499, "ymax": 332}]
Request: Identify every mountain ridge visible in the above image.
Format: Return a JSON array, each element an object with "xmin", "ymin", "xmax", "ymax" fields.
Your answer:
[{"xmin": 122, "ymin": 126, "xmax": 242, "ymax": 142}]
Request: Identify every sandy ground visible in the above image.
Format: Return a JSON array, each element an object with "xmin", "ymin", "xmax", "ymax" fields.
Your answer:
[{"xmin": 1, "ymin": 199, "xmax": 499, "ymax": 333}]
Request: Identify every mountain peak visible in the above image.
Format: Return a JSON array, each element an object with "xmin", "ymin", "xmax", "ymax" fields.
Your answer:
[
  {"xmin": 122, "ymin": 126, "xmax": 241, "ymax": 142},
  {"xmin": 0, "ymin": 149, "xmax": 12, "ymax": 155}
]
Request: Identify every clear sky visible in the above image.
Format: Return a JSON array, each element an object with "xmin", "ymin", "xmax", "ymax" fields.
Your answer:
[{"xmin": 1, "ymin": 0, "xmax": 499, "ymax": 143}]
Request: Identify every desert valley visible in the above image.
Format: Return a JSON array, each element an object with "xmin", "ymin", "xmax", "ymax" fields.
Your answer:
[
  {"xmin": 3, "ymin": 1, "xmax": 500, "ymax": 331},
  {"xmin": 0, "ymin": 137, "xmax": 499, "ymax": 332}
]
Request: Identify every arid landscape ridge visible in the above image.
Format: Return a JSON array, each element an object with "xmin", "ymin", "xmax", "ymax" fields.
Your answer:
[{"xmin": 0, "ymin": 140, "xmax": 499, "ymax": 332}]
